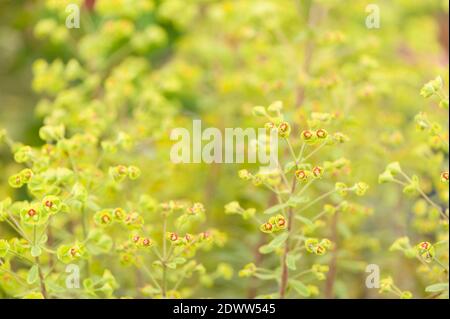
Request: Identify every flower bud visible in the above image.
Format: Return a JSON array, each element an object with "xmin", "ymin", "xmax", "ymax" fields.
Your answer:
[
  {"xmin": 274, "ymin": 214, "xmax": 287, "ymax": 230},
  {"xmin": 124, "ymin": 212, "xmax": 144, "ymax": 229},
  {"xmin": 57, "ymin": 243, "xmax": 87, "ymax": 264},
  {"xmin": 355, "ymin": 182, "xmax": 369, "ymax": 196},
  {"xmin": 238, "ymin": 263, "xmax": 256, "ymax": 277},
  {"xmin": 415, "ymin": 241, "xmax": 435, "ymax": 263},
  {"xmin": 238, "ymin": 169, "xmax": 251, "ymax": 180},
  {"xmin": 301, "ymin": 130, "xmax": 315, "ymax": 143},
  {"xmin": 128, "ymin": 165, "xmax": 141, "ymax": 180},
  {"xmin": 42, "ymin": 195, "xmax": 62, "ymax": 214},
  {"xmin": 379, "ymin": 277, "xmax": 393, "ymax": 293},
  {"xmin": 420, "ymin": 76, "xmax": 442, "ymax": 98},
  {"xmin": 335, "ymin": 182, "xmax": 348, "ymax": 196},
  {"xmin": 109, "ymin": 165, "xmax": 129, "ymax": 182},
  {"xmin": 316, "ymin": 129, "xmax": 328, "ymax": 139},
  {"xmin": 278, "ymin": 122, "xmax": 291, "ymax": 138},
  {"xmin": 378, "ymin": 170, "xmax": 394, "ymax": 184},
  {"xmin": 439, "ymin": 99, "xmax": 449, "ymax": 110},
  {"xmin": 386, "ymin": 162, "xmax": 402, "ymax": 175},
  {"xmin": 267, "ymin": 101, "xmax": 283, "ymax": 113},
  {"xmin": 187, "ymin": 202, "xmax": 205, "ymax": 215},
  {"xmin": 183, "ymin": 233, "xmax": 193, "ymax": 244},
  {"xmin": 260, "ymin": 222, "xmax": 273, "ymax": 233},
  {"xmin": 14, "ymin": 146, "xmax": 33, "ymax": 163},
  {"xmin": 39, "ymin": 124, "xmax": 65, "ymax": 142},
  {"xmin": 8, "ymin": 174, "xmax": 23, "ymax": 188},
  {"xmin": 332, "ymin": 132, "xmax": 349, "ymax": 143},
  {"xmin": 320, "ymin": 239, "xmax": 332, "ymax": 249},
  {"xmin": 264, "ymin": 122, "xmax": 276, "ymax": 133},
  {"xmin": 295, "ymin": 169, "xmax": 311, "ymax": 182},
  {"xmin": 224, "ymin": 201, "xmax": 241, "ymax": 214},
  {"xmin": 20, "ymin": 205, "xmax": 49, "ymax": 225},
  {"xmin": 441, "ymin": 171, "xmax": 449, "ymax": 184},
  {"xmin": 167, "ymin": 232, "xmax": 179, "ymax": 242},
  {"xmin": 312, "ymin": 166, "xmax": 324, "ymax": 178},
  {"xmin": 252, "ymin": 174, "xmax": 263, "ymax": 186},
  {"xmin": 94, "ymin": 210, "xmax": 113, "ymax": 227},
  {"xmin": 141, "ymin": 238, "xmax": 152, "ymax": 247},
  {"xmin": 400, "ymin": 291, "xmax": 413, "ymax": 299},
  {"xmin": 113, "ymin": 208, "xmax": 126, "ymax": 221}
]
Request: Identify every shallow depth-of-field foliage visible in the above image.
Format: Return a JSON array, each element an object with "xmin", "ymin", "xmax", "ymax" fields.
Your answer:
[{"xmin": 0, "ymin": 0, "xmax": 448, "ymax": 299}]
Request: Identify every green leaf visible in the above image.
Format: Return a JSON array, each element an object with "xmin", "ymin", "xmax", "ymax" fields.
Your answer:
[
  {"xmin": 27, "ymin": 265, "xmax": 39, "ymax": 284},
  {"xmin": 286, "ymin": 252, "xmax": 299, "ymax": 270},
  {"xmin": 31, "ymin": 245, "xmax": 42, "ymax": 257},
  {"xmin": 166, "ymin": 262, "xmax": 177, "ymax": 269},
  {"xmin": 264, "ymin": 203, "xmax": 289, "ymax": 215},
  {"xmin": 39, "ymin": 234, "xmax": 48, "ymax": 245},
  {"xmin": 287, "ymin": 196, "xmax": 309, "ymax": 207},
  {"xmin": 253, "ymin": 272, "xmax": 278, "ymax": 280},
  {"xmin": 269, "ymin": 232, "xmax": 289, "ymax": 248},
  {"xmin": 173, "ymin": 257, "xmax": 186, "ymax": 265},
  {"xmin": 284, "ymin": 161, "xmax": 296, "ymax": 173},
  {"xmin": 295, "ymin": 215, "xmax": 314, "ymax": 227},
  {"xmin": 425, "ymin": 283, "xmax": 449, "ymax": 293},
  {"xmin": 260, "ymin": 233, "xmax": 289, "ymax": 254},
  {"xmin": 259, "ymin": 244, "xmax": 273, "ymax": 254},
  {"xmin": 290, "ymin": 279, "xmax": 310, "ymax": 297}
]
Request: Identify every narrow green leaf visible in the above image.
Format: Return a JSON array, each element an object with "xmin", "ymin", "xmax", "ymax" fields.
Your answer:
[
  {"xmin": 264, "ymin": 203, "xmax": 289, "ymax": 215},
  {"xmin": 287, "ymin": 196, "xmax": 309, "ymax": 207},
  {"xmin": 259, "ymin": 244, "xmax": 273, "ymax": 254},
  {"xmin": 259, "ymin": 233, "xmax": 289, "ymax": 254},
  {"xmin": 286, "ymin": 252, "xmax": 299, "ymax": 270},
  {"xmin": 31, "ymin": 245, "xmax": 42, "ymax": 257},
  {"xmin": 253, "ymin": 272, "xmax": 278, "ymax": 280},
  {"xmin": 269, "ymin": 232, "xmax": 289, "ymax": 249},
  {"xmin": 27, "ymin": 265, "xmax": 39, "ymax": 284},
  {"xmin": 284, "ymin": 161, "xmax": 296, "ymax": 173},
  {"xmin": 290, "ymin": 279, "xmax": 310, "ymax": 297},
  {"xmin": 295, "ymin": 215, "xmax": 314, "ymax": 227},
  {"xmin": 425, "ymin": 283, "xmax": 449, "ymax": 293}
]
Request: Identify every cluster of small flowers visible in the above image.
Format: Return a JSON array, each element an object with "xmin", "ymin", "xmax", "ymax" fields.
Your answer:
[
  {"xmin": 224, "ymin": 201, "xmax": 255, "ymax": 220},
  {"xmin": 3, "ymin": 195, "xmax": 66, "ymax": 228},
  {"xmin": 109, "ymin": 165, "xmax": 141, "ymax": 182},
  {"xmin": 57, "ymin": 242, "xmax": 87, "ymax": 264},
  {"xmin": 295, "ymin": 166, "xmax": 323, "ymax": 182},
  {"xmin": 259, "ymin": 215, "xmax": 287, "ymax": 234},
  {"xmin": 305, "ymin": 238, "xmax": 333, "ymax": 256},
  {"xmin": 94, "ymin": 208, "xmax": 143, "ymax": 229},
  {"xmin": 379, "ymin": 277, "xmax": 413, "ymax": 299},
  {"xmin": 415, "ymin": 241, "xmax": 435, "ymax": 263}
]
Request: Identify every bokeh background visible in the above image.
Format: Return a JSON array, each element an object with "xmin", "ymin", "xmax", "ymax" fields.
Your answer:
[{"xmin": 0, "ymin": 0, "xmax": 448, "ymax": 298}]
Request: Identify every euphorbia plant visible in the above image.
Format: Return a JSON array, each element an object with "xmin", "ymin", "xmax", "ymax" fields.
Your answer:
[
  {"xmin": 0, "ymin": 128, "xmax": 226, "ymax": 298},
  {"xmin": 379, "ymin": 76, "xmax": 449, "ymax": 299},
  {"xmin": 0, "ymin": 0, "xmax": 229, "ymax": 299},
  {"xmin": 226, "ymin": 101, "xmax": 370, "ymax": 298}
]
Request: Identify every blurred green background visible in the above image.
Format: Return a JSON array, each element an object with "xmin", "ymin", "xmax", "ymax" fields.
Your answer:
[{"xmin": 0, "ymin": 0, "xmax": 448, "ymax": 298}]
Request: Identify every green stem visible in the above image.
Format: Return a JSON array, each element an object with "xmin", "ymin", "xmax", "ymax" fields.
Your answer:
[
  {"xmin": 162, "ymin": 215, "xmax": 168, "ymax": 298},
  {"xmin": 35, "ymin": 257, "xmax": 48, "ymax": 299}
]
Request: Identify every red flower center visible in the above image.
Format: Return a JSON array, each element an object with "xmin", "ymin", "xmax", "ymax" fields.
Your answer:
[
  {"xmin": 27, "ymin": 209, "xmax": 37, "ymax": 217},
  {"xmin": 70, "ymin": 248, "xmax": 77, "ymax": 256},
  {"xmin": 317, "ymin": 129, "xmax": 326, "ymax": 138}
]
